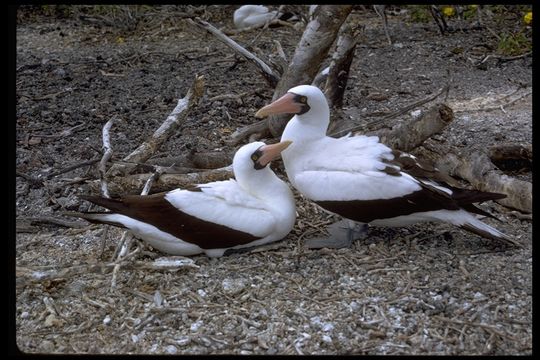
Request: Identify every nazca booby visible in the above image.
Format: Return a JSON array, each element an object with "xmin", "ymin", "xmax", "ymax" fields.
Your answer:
[
  {"xmin": 255, "ymin": 85, "xmax": 517, "ymax": 246},
  {"xmin": 74, "ymin": 141, "xmax": 296, "ymax": 257},
  {"xmin": 234, "ymin": 5, "xmax": 280, "ymax": 30}
]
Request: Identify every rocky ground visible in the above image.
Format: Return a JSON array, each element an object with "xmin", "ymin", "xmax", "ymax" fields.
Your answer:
[{"xmin": 15, "ymin": 5, "xmax": 532, "ymax": 355}]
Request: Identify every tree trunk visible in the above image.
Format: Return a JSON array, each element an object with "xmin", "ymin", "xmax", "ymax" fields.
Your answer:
[{"xmin": 267, "ymin": 5, "xmax": 353, "ymax": 137}]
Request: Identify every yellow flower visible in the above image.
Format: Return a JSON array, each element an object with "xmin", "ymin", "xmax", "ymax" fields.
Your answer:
[
  {"xmin": 524, "ymin": 11, "xmax": 532, "ymax": 25},
  {"xmin": 442, "ymin": 6, "xmax": 455, "ymax": 17},
  {"xmin": 116, "ymin": 36, "xmax": 125, "ymax": 44}
]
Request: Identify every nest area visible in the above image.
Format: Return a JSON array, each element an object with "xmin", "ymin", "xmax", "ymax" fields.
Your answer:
[{"xmin": 15, "ymin": 5, "xmax": 531, "ymax": 355}]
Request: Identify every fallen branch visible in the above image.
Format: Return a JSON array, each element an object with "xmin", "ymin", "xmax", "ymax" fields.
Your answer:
[
  {"xmin": 16, "ymin": 257, "xmax": 198, "ymax": 285},
  {"xmin": 226, "ymin": 119, "xmax": 271, "ymax": 146},
  {"xmin": 99, "ymin": 117, "xmax": 118, "ymax": 198},
  {"xmin": 87, "ymin": 166, "xmax": 234, "ymax": 196},
  {"xmin": 488, "ymin": 143, "xmax": 532, "ymax": 171},
  {"xmin": 106, "ymin": 75, "xmax": 205, "ymax": 178},
  {"xmin": 449, "ymin": 87, "xmax": 531, "ymax": 114},
  {"xmin": 188, "ymin": 18, "xmax": 279, "ymax": 87},
  {"xmin": 374, "ymin": 103, "xmax": 454, "ymax": 152},
  {"xmin": 323, "ymin": 22, "xmax": 363, "ymax": 109},
  {"xmin": 190, "ymin": 151, "xmax": 233, "ymax": 169},
  {"xmin": 329, "ymin": 84, "xmax": 451, "ymax": 137},
  {"xmin": 44, "ymin": 157, "xmax": 101, "ymax": 180},
  {"xmin": 437, "ymin": 151, "xmax": 532, "ymax": 213},
  {"xmin": 17, "ymin": 216, "xmax": 88, "ymax": 229}
]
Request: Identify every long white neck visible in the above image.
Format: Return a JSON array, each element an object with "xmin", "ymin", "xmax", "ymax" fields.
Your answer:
[
  {"xmin": 235, "ymin": 166, "xmax": 291, "ymax": 204},
  {"xmin": 236, "ymin": 166, "xmax": 295, "ymax": 235},
  {"xmin": 280, "ymin": 109, "xmax": 330, "ymax": 186}
]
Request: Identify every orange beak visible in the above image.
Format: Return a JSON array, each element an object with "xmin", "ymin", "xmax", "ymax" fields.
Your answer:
[
  {"xmin": 257, "ymin": 140, "xmax": 293, "ymax": 166},
  {"xmin": 255, "ymin": 93, "xmax": 303, "ymax": 118}
]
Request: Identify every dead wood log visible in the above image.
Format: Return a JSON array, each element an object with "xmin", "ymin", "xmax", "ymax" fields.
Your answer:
[
  {"xmin": 267, "ymin": 5, "xmax": 353, "ymax": 137},
  {"xmin": 87, "ymin": 166, "xmax": 234, "ymax": 196},
  {"xmin": 190, "ymin": 151, "xmax": 233, "ymax": 169},
  {"xmin": 16, "ymin": 257, "xmax": 198, "ymax": 285},
  {"xmin": 373, "ymin": 103, "xmax": 454, "ymax": 152},
  {"xmin": 146, "ymin": 151, "xmax": 233, "ymax": 170},
  {"xmin": 437, "ymin": 151, "xmax": 532, "ymax": 213},
  {"xmin": 328, "ymin": 85, "xmax": 450, "ymax": 138},
  {"xmin": 106, "ymin": 75, "xmax": 205, "ymax": 178},
  {"xmin": 226, "ymin": 118, "xmax": 272, "ymax": 146},
  {"xmin": 488, "ymin": 143, "xmax": 532, "ymax": 171},
  {"xmin": 188, "ymin": 18, "xmax": 279, "ymax": 87},
  {"xmin": 99, "ymin": 117, "xmax": 118, "ymax": 198},
  {"xmin": 323, "ymin": 22, "xmax": 362, "ymax": 109}
]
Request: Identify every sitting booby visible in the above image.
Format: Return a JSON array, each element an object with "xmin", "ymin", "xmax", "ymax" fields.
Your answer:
[
  {"xmin": 73, "ymin": 141, "xmax": 296, "ymax": 257},
  {"xmin": 255, "ymin": 85, "xmax": 517, "ymax": 246},
  {"xmin": 234, "ymin": 5, "xmax": 280, "ymax": 29},
  {"xmin": 233, "ymin": 5, "xmax": 299, "ymax": 30}
]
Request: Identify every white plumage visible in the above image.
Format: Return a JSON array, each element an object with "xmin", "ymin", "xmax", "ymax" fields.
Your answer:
[
  {"xmin": 73, "ymin": 141, "xmax": 296, "ymax": 257},
  {"xmin": 234, "ymin": 5, "xmax": 279, "ymax": 30},
  {"xmin": 255, "ymin": 85, "xmax": 516, "ymax": 245}
]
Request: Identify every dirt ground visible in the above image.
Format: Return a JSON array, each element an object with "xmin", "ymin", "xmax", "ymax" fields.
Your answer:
[{"xmin": 15, "ymin": 5, "xmax": 532, "ymax": 355}]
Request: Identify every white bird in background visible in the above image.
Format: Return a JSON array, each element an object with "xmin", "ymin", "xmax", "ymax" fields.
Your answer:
[
  {"xmin": 255, "ymin": 85, "xmax": 518, "ymax": 247},
  {"xmin": 71, "ymin": 141, "xmax": 296, "ymax": 257},
  {"xmin": 234, "ymin": 5, "xmax": 280, "ymax": 30},
  {"xmin": 234, "ymin": 5, "xmax": 300, "ymax": 30}
]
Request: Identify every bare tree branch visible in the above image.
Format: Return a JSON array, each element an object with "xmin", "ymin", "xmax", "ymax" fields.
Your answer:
[
  {"xmin": 87, "ymin": 166, "xmax": 234, "ymax": 196},
  {"xmin": 188, "ymin": 17, "xmax": 279, "ymax": 87},
  {"xmin": 99, "ymin": 117, "xmax": 118, "ymax": 198},
  {"xmin": 107, "ymin": 75, "xmax": 205, "ymax": 178},
  {"xmin": 437, "ymin": 151, "xmax": 532, "ymax": 213}
]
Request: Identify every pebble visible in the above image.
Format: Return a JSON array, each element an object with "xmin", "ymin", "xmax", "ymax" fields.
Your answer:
[
  {"xmin": 103, "ymin": 315, "xmax": 111, "ymax": 325},
  {"xmin": 165, "ymin": 345, "xmax": 177, "ymax": 354},
  {"xmin": 175, "ymin": 336, "xmax": 191, "ymax": 346},
  {"xmin": 20, "ymin": 311, "xmax": 30, "ymax": 319},
  {"xmin": 322, "ymin": 323, "xmax": 334, "ymax": 332},
  {"xmin": 190, "ymin": 320, "xmax": 203, "ymax": 332},
  {"xmin": 322, "ymin": 335, "xmax": 332, "ymax": 344},
  {"xmin": 222, "ymin": 278, "xmax": 246, "ymax": 295}
]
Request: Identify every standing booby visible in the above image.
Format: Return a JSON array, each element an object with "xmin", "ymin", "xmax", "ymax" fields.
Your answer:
[
  {"xmin": 73, "ymin": 141, "xmax": 296, "ymax": 257},
  {"xmin": 255, "ymin": 85, "xmax": 517, "ymax": 246}
]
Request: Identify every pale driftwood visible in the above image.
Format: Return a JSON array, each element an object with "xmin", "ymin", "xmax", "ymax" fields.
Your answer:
[
  {"xmin": 449, "ymin": 87, "xmax": 531, "ymax": 114},
  {"xmin": 267, "ymin": 5, "xmax": 353, "ymax": 137},
  {"xmin": 190, "ymin": 151, "xmax": 233, "ymax": 169},
  {"xmin": 227, "ymin": 119, "xmax": 271, "ymax": 146},
  {"xmin": 488, "ymin": 143, "xmax": 532, "ymax": 170},
  {"xmin": 99, "ymin": 118, "xmax": 117, "ymax": 198},
  {"xmin": 188, "ymin": 18, "xmax": 279, "ymax": 87},
  {"xmin": 88, "ymin": 166, "xmax": 234, "ymax": 196},
  {"xmin": 323, "ymin": 22, "xmax": 363, "ymax": 109},
  {"xmin": 437, "ymin": 151, "xmax": 532, "ymax": 213},
  {"xmin": 328, "ymin": 85, "xmax": 450, "ymax": 137},
  {"xmin": 374, "ymin": 104, "xmax": 454, "ymax": 152},
  {"xmin": 141, "ymin": 167, "xmax": 166, "ymax": 196},
  {"xmin": 45, "ymin": 157, "xmax": 101, "ymax": 180},
  {"xmin": 18, "ymin": 216, "xmax": 88, "ymax": 229},
  {"xmin": 107, "ymin": 75, "xmax": 205, "ymax": 178},
  {"xmin": 16, "ymin": 257, "xmax": 198, "ymax": 285}
]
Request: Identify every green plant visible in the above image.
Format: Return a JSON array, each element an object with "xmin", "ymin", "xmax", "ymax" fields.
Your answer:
[
  {"xmin": 408, "ymin": 5, "xmax": 431, "ymax": 23},
  {"xmin": 497, "ymin": 31, "xmax": 532, "ymax": 56}
]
